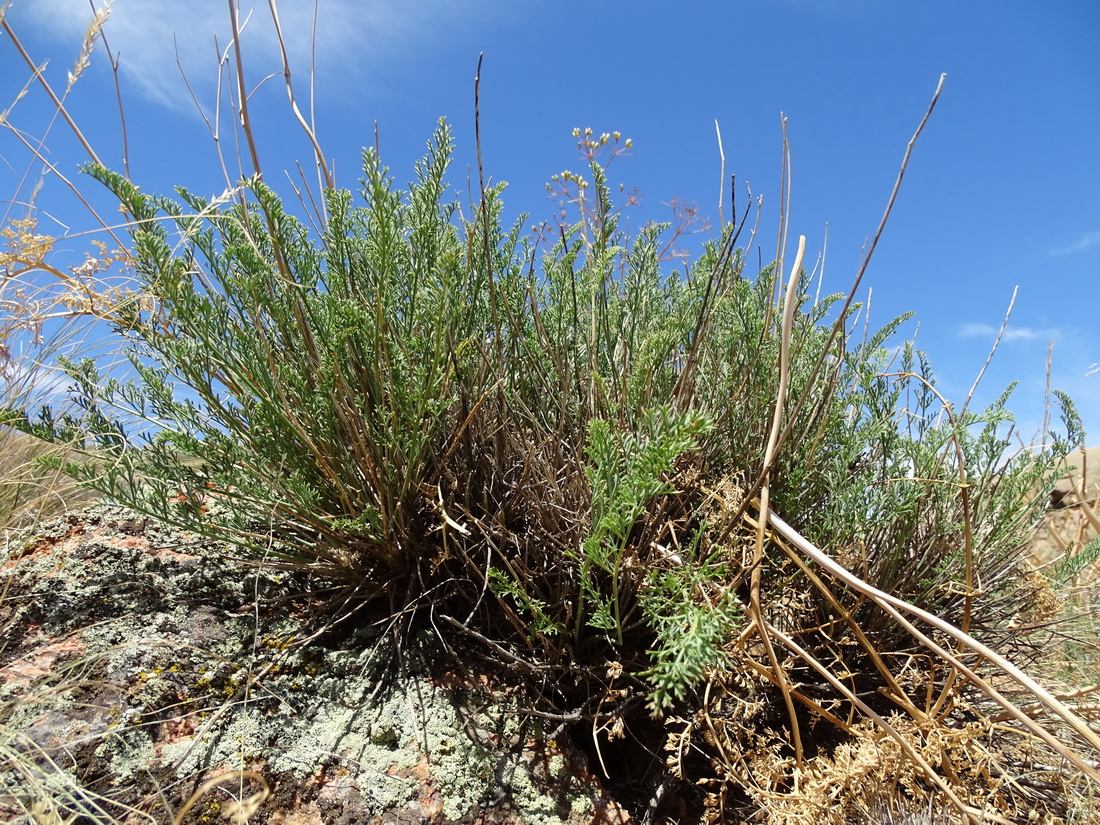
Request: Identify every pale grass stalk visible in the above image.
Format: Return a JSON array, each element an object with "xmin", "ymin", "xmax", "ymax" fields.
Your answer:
[
  {"xmin": 766, "ymin": 507, "xmax": 1100, "ymax": 780},
  {"xmin": 0, "ymin": 12, "xmax": 105, "ymax": 168},
  {"xmin": 226, "ymin": 0, "xmax": 263, "ymax": 180},
  {"xmin": 1042, "ymin": 338, "xmax": 1056, "ymax": 445},
  {"xmin": 750, "ymin": 233, "xmax": 806, "ymax": 765},
  {"xmin": 747, "ymin": 510, "xmax": 930, "ymax": 722},
  {"xmin": 170, "ymin": 770, "xmax": 269, "ymax": 825},
  {"xmin": 1078, "ymin": 495, "xmax": 1100, "ymax": 537},
  {"xmin": 990, "ymin": 682, "xmax": 1100, "ymax": 723},
  {"xmin": 772, "ymin": 73, "xmax": 947, "ymax": 463},
  {"xmin": 771, "ymin": 114, "xmax": 792, "ymax": 307},
  {"xmin": 963, "ymin": 284, "xmax": 1018, "ymax": 416},
  {"xmin": 288, "ymin": 161, "xmax": 327, "ymax": 238},
  {"xmin": 265, "ymin": 0, "xmax": 334, "ymax": 191},
  {"xmin": 714, "ymin": 119, "xmax": 725, "ymax": 229},
  {"xmin": 813, "ymin": 222, "xmax": 827, "ymax": 307},
  {"xmin": 87, "ymin": 3, "xmax": 131, "ymax": 180},
  {"xmin": 174, "ymin": 31, "xmax": 237, "ymax": 192}
]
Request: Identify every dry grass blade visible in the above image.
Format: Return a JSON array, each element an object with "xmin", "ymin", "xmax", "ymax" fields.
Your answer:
[
  {"xmin": 766, "ymin": 506, "xmax": 1100, "ymax": 780},
  {"xmin": 763, "ymin": 619, "xmax": 980, "ymax": 824},
  {"xmin": 725, "ymin": 74, "xmax": 948, "ymax": 537},
  {"xmin": 225, "ymin": 0, "xmax": 262, "ymax": 180},
  {"xmin": 0, "ymin": 13, "xmax": 105, "ymax": 169},
  {"xmin": 170, "ymin": 770, "xmax": 269, "ymax": 825},
  {"xmin": 265, "ymin": 0, "xmax": 333, "ymax": 191},
  {"xmin": 963, "ymin": 285, "xmax": 1018, "ymax": 416},
  {"xmin": 751, "ymin": 234, "xmax": 807, "ymax": 766}
]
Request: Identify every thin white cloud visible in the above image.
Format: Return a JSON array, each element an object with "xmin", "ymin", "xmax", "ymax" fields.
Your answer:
[
  {"xmin": 13, "ymin": 0, "xmax": 494, "ymax": 110},
  {"xmin": 958, "ymin": 322, "xmax": 1059, "ymax": 343},
  {"xmin": 1050, "ymin": 230, "xmax": 1100, "ymax": 257},
  {"xmin": 1, "ymin": 358, "xmax": 78, "ymax": 407}
]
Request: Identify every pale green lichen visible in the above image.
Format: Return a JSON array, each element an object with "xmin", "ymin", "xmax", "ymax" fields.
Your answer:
[
  {"xmin": 94, "ymin": 725, "xmax": 157, "ymax": 782},
  {"xmin": 158, "ymin": 650, "xmax": 594, "ymax": 823},
  {"xmin": 3, "ymin": 506, "xmax": 601, "ymax": 824}
]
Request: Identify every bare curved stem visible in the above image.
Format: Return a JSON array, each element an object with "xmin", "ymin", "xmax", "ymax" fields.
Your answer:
[{"xmin": 751, "ymin": 234, "xmax": 806, "ymax": 766}]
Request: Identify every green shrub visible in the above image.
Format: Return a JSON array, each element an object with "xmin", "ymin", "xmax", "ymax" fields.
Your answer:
[
  {"xmin": 4, "ymin": 7, "xmax": 1092, "ymax": 817},
  {"xmin": 2, "ymin": 119, "xmax": 1079, "ymax": 745}
]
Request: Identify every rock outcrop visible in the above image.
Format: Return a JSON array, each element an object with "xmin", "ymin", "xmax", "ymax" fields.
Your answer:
[
  {"xmin": 1031, "ymin": 445, "xmax": 1100, "ymax": 587},
  {"xmin": 0, "ymin": 506, "xmax": 618, "ymax": 825}
]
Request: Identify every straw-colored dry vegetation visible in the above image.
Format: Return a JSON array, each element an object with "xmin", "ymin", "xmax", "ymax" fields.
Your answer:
[{"xmin": 2, "ymin": 4, "xmax": 1098, "ymax": 824}]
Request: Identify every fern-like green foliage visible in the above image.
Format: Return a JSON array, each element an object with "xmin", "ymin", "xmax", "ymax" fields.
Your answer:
[
  {"xmin": 1053, "ymin": 535, "xmax": 1100, "ymax": 586},
  {"xmin": 639, "ymin": 533, "xmax": 741, "ymax": 712},
  {"xmin": 2, "ymin": 118, "xmax": 1080, "ymax": 715},
  {"xmin": 578, "ymin": 406, "xmax": 713, "ymax": 645}
]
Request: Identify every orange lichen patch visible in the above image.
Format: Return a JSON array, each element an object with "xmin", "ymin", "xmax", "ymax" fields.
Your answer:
[
  {"xmin": 268, "ymin": 801, "xmax": 325, "ymax": 825},
  {"xmin": 1, "ymin": 525, "xmax": 87, "ymax": 571},
  {"xmin": 5, "ymin": 519, "xmax": 201, "ymax": 569},
  {"xmin": 590, "ymin": 797, "xmax": 634, "ymax": 824},
  {"xmin": 0, "ymin": 633, "xmax": 87, "ymax": 690},
  {"xmin": 112, "ymin": 534, "xmax": 152, "ymax": 549},
  {"xmin": 389, "ymin": 755, "xmax": 444, "ymax": 819},
  {"xmin": 88, "ymin": 519, "xmax": 204, "ymax": 562},
  {"xmin": 154, "ymin": 714, "xmax": 199, "ymax": 753},
  {"xmin": 149, "ymin": 544, "xmax": 201, "ymax": 563}
]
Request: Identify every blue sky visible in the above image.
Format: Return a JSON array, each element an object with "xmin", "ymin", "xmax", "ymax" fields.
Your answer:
[{"xmin": 2, "ymin": 0, "xmax": 1098, "ymax": 444}]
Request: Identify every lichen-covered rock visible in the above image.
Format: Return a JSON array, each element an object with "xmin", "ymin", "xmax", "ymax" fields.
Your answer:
[{"xmin": 0, "ymin": 506, "xmax": 618, "ymax": 824}]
